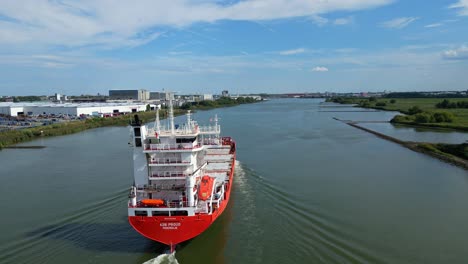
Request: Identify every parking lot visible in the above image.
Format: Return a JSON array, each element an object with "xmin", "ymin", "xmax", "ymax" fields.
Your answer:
[{"xmin": 0, "ymin": 114, "xmax": 79, "ymax": 132}]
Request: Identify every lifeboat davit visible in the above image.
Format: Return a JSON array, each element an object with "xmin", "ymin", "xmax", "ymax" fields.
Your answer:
[
  {"xmin": 141, "ymin": 199, "xmax": 164, "ymax": 206},
  {"xmin": 198, "ymin": 175, "xmax": 215, "ymax": 201}
]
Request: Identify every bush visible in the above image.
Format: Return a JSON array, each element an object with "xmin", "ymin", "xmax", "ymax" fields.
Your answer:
[
  {"xmin": 408, "ymin": 106, "xmax": 423, "ymax": 115},
  {"xmin": 180, "ymin": 103, "xmax": 193, "ymax": 110},
  {"xmin": 433, "ymin": 112, "xmax": 454, "ymax": 123},
  {"xmin": 369, "ymin": 97, "xmax": 377, "ymax": 102},
  {"xmin": 414, "ymin": 112, "xmax": 434, "ymax": 123},
  {"xmin": 391, "ymin": 115, "xmax": 412, "ymax": 123},
  {"xmin": 360, "ymin": 101, "xmax": 371, "ymax": 107},
  {"xmin": 390, "ymin": 99, "xmax": 396, "ymax": 104},
  {"xmin": 376, "ymin": 102, "xmax": 387, "ymax": 107},
  {"xmin": 436, "ymin": 99, "xmax": 468, "ymax": 109}
]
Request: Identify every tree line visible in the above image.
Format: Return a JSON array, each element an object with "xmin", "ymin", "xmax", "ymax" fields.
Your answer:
[{"xmin": 435, "ymin": 99, "xmax": 468, "ymax": 109}]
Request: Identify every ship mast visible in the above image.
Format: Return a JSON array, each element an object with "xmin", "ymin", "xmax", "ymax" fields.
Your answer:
[
  {"xmin": 169, "ymin": 95, "xmax": 175, "ymax": 136},
  {"xmin": 186, "ymin": 110, "xmax": 191, "ymax": 131},
  {"xmin": 154, "ymin": 107, "xmax": 161, "ymax": 135}
]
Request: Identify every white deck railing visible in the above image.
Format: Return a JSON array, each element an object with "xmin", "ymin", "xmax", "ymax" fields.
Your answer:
[
  {"xmin": 149, "ymin": 158, "xmax": 191, "ymax": 164},
  {"xmin": 147, "ymin": 125, "xmax": 220, "ymax": 137},
  {"xmin": 198, "ymin": 125, "xmax": 220, "ymax": 134},
  {"xmin": 144, "ymin": 143, "xmax": 202, "ymax": 151},
  {"xmin": 150, "ymin": 171, "xmax": 192, "ymax": 178},
  {"xmin": 201, "ymin": 139, "xmax": 221, "ymax": 145}
]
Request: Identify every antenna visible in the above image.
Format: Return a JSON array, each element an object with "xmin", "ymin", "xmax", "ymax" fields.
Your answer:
[
  {"xmin": 154, "ymin": 107, "xmax": 160, "ymax": 134},
  {"xmin": 168, "ymin": 92, "xmax": 175, "ymax": 136},
  {"xmin": 187, "ymin": 110, "xmax": 191, "ymax": 131}
]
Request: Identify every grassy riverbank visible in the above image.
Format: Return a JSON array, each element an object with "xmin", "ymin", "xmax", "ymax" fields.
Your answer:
[
  {"xmin": 417, "ymin": 143, "xmax": 468, "ymax": 161},
  {"xmin": 327, "ymin": 97, "xmax": 468, "ymax": 131},
  {"xmin": 344, "ymin": 121, "xmax": 468, "ymax": 170},
  {"xmin": 0, "ymin": 97, "xmax": 261, "ymax": 149},
  {"xmin": 180, "ymin": 96, "xmax": 259, "ymax": 110}
]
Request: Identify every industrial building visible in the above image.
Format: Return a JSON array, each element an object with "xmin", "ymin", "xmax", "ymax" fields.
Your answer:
[
  {"xmin": 149, "ymin": 91, "xmax": 174, "ymax": 101},
  {"xmin": 109, "ymin": 89, "xmax": 150, "ymax": 101},
  {"xmin": 0, "ymin": 102, "xmax": 155, "ymax": 117}
]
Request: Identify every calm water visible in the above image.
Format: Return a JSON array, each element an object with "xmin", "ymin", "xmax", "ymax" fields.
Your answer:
[{"xmin": 1, "ymin": 99, "xmax": 467, "ymax": 264}]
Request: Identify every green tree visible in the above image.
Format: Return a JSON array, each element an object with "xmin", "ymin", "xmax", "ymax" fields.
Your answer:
[
  {"xmin": 408, "ymin": 106, "xmax": 423, "ymax": 115},
  {"xmin": 414, "ymin": 112, "xmax": 433, "ymax": 123}
]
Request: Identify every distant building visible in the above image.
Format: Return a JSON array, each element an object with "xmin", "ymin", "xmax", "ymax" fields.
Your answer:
[
  {"xmin": 150, "ymin": 92, "xmax": 163, "ymax": 100},
  {"xmin": 201, "ymin": 94, "xmax": 213, "ymax": 101},
  {"xmin": 109, "ymin": 89, "xmax": 149, "ymax": 101},
  {"xmin": 149, "ymin": 91, "xmax": 174, "ymax": 101},
  {"xmin": 221, "ymin": 90, "xmax": 229, "ymax": 97},
  {"xmin": 0, "ymin": 102, "xmax": 155, "ymax": 117}
]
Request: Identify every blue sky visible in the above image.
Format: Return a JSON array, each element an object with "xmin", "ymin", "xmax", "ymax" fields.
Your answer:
[{"xmin": 0, "ymin": 0, "xmax": 468, "ymax": 95}]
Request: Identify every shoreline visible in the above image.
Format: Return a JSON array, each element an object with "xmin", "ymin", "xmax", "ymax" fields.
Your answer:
[
  {"xmin": 0, "ymin": 101, "xmax": 260, "ymax": 149},
  {"xmin": 325, "ymin": 98, "xmax": 468, "ymax": 131},
  {"xmin": 337, "ymin": 119, "xmax": 468, "ymax": 170}
]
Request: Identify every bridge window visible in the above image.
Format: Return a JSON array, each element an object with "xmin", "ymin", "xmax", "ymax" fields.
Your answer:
[
  {"xmin": 134, "ymin": 127, "xmax": 141, "ymax": 136},
  {"xmin": 152, "ymin": 211, "xmax": 170, "ymax": 216},
  {"xmin": 135, "ymin": 210, "xmax": 148, "ymax": 216},
  {"xmin": 170, "ymin": 210, "xmax": 188, "ymax": 216},
  {"xmin": 135, "ymin": 138, "xmax": 142, "ymax": 147},
  {"xmin": 176, "ymin": 137, "xmax": 196, "ymax": 143}
]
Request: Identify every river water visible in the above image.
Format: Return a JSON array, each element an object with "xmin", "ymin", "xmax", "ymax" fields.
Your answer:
[{"xmin": 0, "ymin": 99, "xmax": 467, "ymax": 264}]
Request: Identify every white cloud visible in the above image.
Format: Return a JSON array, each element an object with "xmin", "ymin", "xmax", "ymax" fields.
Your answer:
[
  {"xmin": 424, "ymin": 23, "xmax": 443, "ymax": 28},
  {"xmin": 442, "ymin": 46, "xmax": 468, "ymax": 60},
  {"xmin": 333, "ymin": 17, "xmax": 354, "ymax": 25},
  {"xmin": 309, "ymin": 15, "xmax": 329, "ymax": 26},
  {"xmin": 279, "ymin": 48, "xmax": 306, "ymax": 55},
  {"xmin": 381, "ymin": 17, "xmax": 419, "ymax": 29},
  {"xmin": 0, "ymin": 0, "xmax": 393, "ymax": 48},
  {"xmin": 424, "ymin": 19, "xmax": 458, "ymax": 28},
  {"xmin": 449, "ymin": 0, "xmax": 468, "ymax": 16},
  {"xmin": 311, "ymin": 66, "xmax": 329, "ymax": 72}
]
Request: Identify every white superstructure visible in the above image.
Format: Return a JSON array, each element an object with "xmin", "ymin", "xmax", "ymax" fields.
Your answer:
[{"xmin": 128, "ymin": 101, "xmax": 234, "ymax": 218}]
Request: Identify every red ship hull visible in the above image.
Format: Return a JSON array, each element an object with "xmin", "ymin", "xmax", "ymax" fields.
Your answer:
[{"xmin": 129, "ymin": 153, "xmax": 235, "ymax": 246}]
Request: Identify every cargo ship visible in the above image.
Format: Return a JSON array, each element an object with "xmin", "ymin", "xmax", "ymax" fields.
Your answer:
[{"xmin": 127, "ymin": 100, "xmax": 236, "ymax": 253}]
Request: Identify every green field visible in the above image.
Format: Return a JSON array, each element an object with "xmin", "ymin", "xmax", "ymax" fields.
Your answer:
[
  {"xmin": 328, "ymin": 97, "xmax": 468, "ymax": 130},
  {"xmin": 379, "ymin": 98, "xmax": 468, "ymax": 128}
]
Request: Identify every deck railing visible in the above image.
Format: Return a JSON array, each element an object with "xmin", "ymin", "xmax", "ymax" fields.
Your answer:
[
  {"xmin": 144, "ymin": 143, "xmax": 202, "ymax": 151},
  {"xmin": 201, "ymin": 139, "xmax": 220, "ymax": 145},
  {"xmin": 129, "ymin": 200, "xmax": 191, "ymax": 208},
  {"xmin": 147, "ymin": 125, "xmax": 220, "ymax": 137},
  {"xmin": 149, "ymin": 158, "xmax": 191, "ymax": 164},
  {"xmin": 150, "ymin": 171, "xmax": 192, "ymax": 178},
  {"xmin": 136, "ymin": 184, "xmax": 185, "ymax": 191}
]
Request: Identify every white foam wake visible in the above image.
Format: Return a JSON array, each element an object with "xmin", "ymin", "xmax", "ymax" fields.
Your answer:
[{"xmin": 142, "ymin": 253, "xmax": 179, "ymax": 264}]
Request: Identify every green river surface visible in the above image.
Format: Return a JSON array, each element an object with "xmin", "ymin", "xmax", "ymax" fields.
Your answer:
[{"xmin": 0, "ymin": 99, "xmax": 467, "ymax": 264}]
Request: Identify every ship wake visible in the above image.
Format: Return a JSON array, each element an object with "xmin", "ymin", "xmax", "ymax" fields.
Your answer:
[{"xmin": 143, "ymin": 252, "xmax": 179, "ymax": 264}]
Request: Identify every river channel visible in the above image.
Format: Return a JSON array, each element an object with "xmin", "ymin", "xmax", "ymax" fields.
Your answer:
[{"xmin": 0, "ymin": 99, "xmax": 467, "ymax": 264}]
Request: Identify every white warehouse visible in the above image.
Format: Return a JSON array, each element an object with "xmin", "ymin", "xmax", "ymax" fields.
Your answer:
[{"xmin": 0, "ymin": 102, "xmax": 156, "ymax": 117}]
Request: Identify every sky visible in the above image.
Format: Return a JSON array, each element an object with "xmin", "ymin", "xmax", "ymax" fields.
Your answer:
[{"xmin": 0, "ymin": 0, "xmax": 468, "ymax": 95}]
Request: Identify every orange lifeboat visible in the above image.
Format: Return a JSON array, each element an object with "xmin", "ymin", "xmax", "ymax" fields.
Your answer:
[
  {"xmin": 198, "ymin": 175, "xmax": 215, "ymax": 201},
  {"xmin": 141, "ymin": 199, "xmax": 164, "ymax": 206}
]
